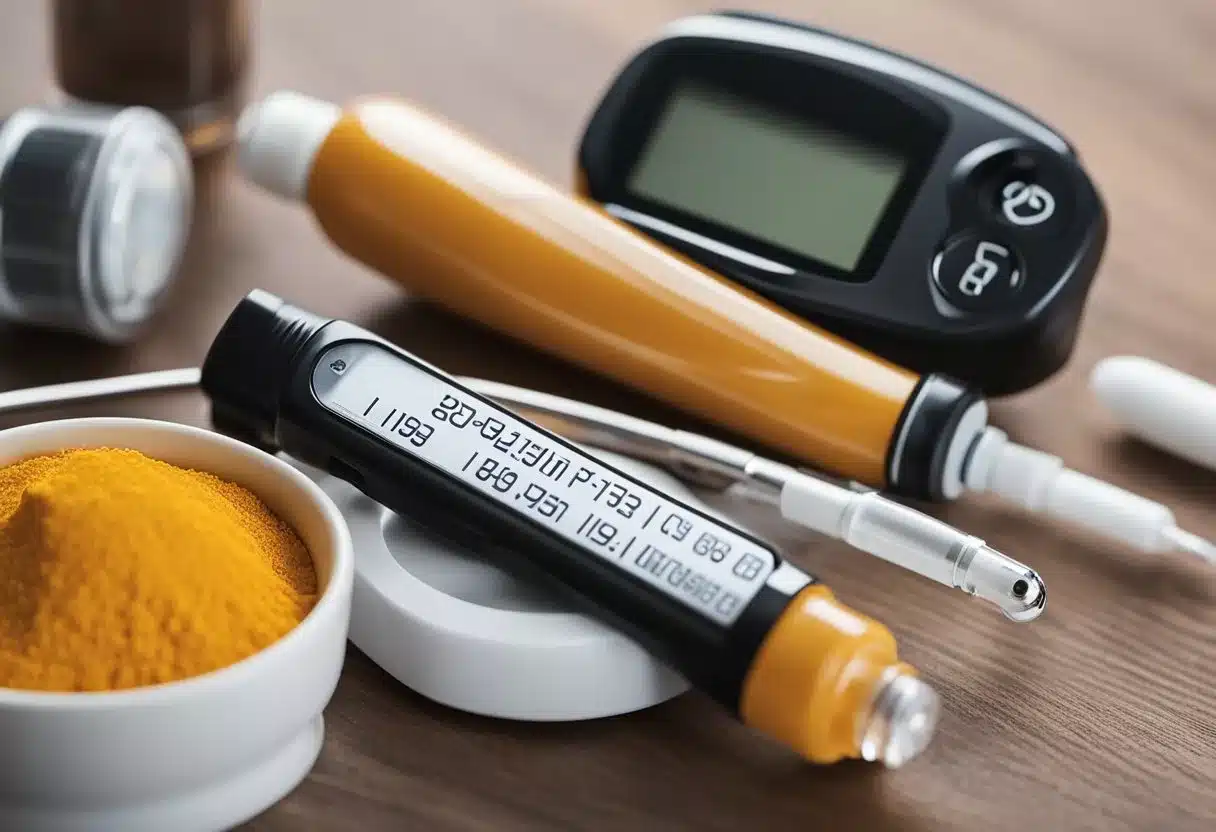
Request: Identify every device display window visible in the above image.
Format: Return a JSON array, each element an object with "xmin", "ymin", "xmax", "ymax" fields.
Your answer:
[
  {"xmin": 628, "ymin": 81, "xmax": 907, "ymax": 274},
  {"xmin": 588, "ymin": 43, "xmax": 948, "ymax": 284}
]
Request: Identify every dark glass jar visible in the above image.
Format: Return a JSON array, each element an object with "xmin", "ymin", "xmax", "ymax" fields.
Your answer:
[{"xmin": 50, "ymin": 0, "xmax": 251, "ymax": 157}]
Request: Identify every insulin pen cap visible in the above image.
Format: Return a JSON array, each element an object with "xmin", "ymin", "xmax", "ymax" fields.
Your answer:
[
  {"xmin": 0, "ymin": 104, "xmax": 193, "ymax": 342},
  {"xmin": 201, "ymin": 289, "xmax": 328, "ymax": 451},
  {"xmin": 290, "ymin": 451, "xmax": 689, "ymax": 721}
]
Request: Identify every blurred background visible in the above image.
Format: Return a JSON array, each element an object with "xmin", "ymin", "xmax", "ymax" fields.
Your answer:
[{"xmin": 0, "ymin": 2, "xmax": 1212, "ymax": 830}]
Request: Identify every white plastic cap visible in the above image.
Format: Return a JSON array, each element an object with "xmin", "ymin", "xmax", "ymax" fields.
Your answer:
[
  {"xmin": 235, "ymin": 91, "xmax": 341, "ymax": 201},
  {"xmin": 1090, "ymin": 356, "xmax": 1216, "ymax": 474}
]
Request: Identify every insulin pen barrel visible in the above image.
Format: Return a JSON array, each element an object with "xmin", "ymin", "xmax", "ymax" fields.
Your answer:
[
  {"xmin": 201, "ymin": 290, "xmax": 941, "ymax": 767},
  {"xmin": 233, "ymin": 91, "xmax": 974, "ymax": 498}
]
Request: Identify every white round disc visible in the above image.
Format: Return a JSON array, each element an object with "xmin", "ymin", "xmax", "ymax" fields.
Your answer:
[{"xmin": 288, "ymin": 450, "xmax": 693, "ymax": 721}]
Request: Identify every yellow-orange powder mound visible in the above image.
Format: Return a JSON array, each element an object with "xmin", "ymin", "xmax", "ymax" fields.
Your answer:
[{"xmin": 0, "ymin": 448, "xmax": 317, "ymax": 692}]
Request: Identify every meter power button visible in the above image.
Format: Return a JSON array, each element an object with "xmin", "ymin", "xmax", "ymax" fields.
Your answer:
[
  {"xmin": 932, "ymin": 233, "xmax": 1024, "ymax": 312},
  {"xmin": 999, "ymin": 180, "xmax": 1056, "ymax": 227},
  {"xmin": 980, "ymin": 150, "xmax": 1071, "ymax": 234}
]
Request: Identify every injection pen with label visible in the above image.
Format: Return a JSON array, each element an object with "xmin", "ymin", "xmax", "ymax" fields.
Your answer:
[
  {"xmin": 201, "ymin": 290, "xmax": 951, "ymax": 767},
  {"xmin": 0, "ymin": 363, "xmax": 1045, "ymax": 621},
  {"xmin": 233, "ymin": 90, "xmax": 1215, "ymax": 565}
]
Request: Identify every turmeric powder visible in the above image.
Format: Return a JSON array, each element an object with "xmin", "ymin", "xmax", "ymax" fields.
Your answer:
[{"xmin": 0, "ymin": 448, "xmax": 317, "ymax": 693}]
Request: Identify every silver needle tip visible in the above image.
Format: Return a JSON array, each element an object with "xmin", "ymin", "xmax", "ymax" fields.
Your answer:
[
  {"xmin": 1002, "ymin": 567, "xmax": 1048, "ymax": 622},
  {"xmin": 956, "ymin": 544, "xmax": 1047, "ymax": 622}
]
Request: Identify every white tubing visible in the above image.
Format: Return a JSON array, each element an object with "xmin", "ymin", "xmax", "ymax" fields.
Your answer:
[{"xmin": 966, "ymin": 427, "xmax": 1177, "ymax": 553}]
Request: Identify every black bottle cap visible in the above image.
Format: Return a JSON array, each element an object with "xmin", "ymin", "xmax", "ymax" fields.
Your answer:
[
  {"xmin": 0, "ymin": 105, "xmax": 192, "ymax": 342},
  {"xmin": 200, "ymin": 289, "xmax": 326, "ymax": 452}
]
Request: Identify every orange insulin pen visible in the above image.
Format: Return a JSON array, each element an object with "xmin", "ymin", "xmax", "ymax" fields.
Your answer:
[
  {"xmin": 233, "ymin": 92, "xmax": 1216, "ymax": 564},
  {"xmin": 202, "ymin": 289, "xmax": 941, "ymax": 767}
]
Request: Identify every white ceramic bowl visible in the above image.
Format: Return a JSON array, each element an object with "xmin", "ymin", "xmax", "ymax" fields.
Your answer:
[{"xmin": 0, "ymin": 418, "xmax": 354, "ymax": 832}]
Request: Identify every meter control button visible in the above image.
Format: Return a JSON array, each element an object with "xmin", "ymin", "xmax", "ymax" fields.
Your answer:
[
  {"xmin": 932, "ymin": 233, "xmax": 1025, "ymax": 313},
  {"xmin": 970, "ymin": 148, "xmax": 1072, "ymax": 235},
  {"xmin": 999, "ymin": 179, "xmax": 1057, "ymax": 227}
]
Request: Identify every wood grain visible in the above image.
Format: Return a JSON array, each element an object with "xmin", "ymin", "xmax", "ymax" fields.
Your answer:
[{"xmin": 0, "ymin": 1, "xmax": 1213, "ymax": 829}]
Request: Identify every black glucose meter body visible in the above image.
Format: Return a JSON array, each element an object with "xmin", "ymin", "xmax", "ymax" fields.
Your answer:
[{"xmin": 577, "ymin": 11, "xmax": 1108, "ymax": 396}]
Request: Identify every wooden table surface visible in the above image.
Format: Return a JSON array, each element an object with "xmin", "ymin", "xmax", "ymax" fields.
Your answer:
[{"xmin": 2, "ymin": 1, "xmax": 1214, "ymax": 829}]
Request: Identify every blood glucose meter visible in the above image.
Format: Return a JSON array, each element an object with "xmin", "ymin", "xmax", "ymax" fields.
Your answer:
[{"xmin": 578, "ymin": 11, "xmax": 1108, "ymax": 395}]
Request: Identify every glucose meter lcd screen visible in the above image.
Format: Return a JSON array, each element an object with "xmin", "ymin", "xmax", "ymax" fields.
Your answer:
[{"xmin": 627, "ymin": 82, "xmax": 908, "ymax": 273}]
